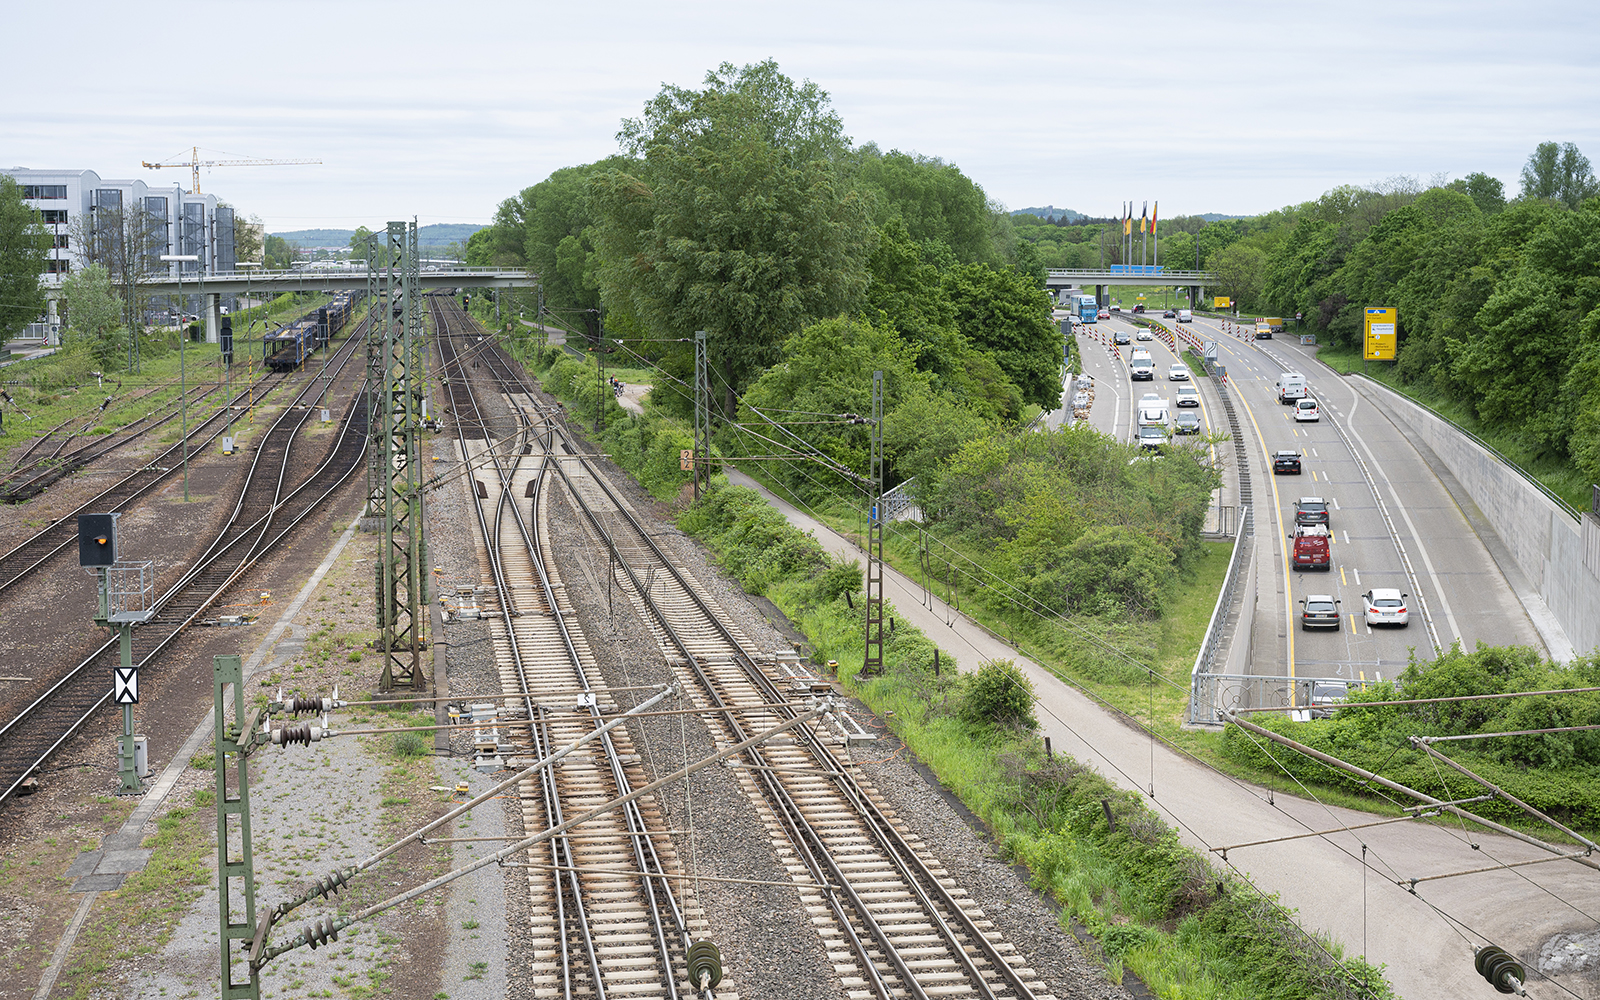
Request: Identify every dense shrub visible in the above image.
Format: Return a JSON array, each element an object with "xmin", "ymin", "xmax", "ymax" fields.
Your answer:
[{"xmin": 960, "ymin": 659, "xmax": 1036, "ymax": 730}]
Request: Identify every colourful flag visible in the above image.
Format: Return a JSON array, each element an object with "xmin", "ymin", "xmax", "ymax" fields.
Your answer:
[
  {"xmin": 1123, "ymin": 203, "xmax": 1131, "ymax": 236},
  {"xmin": 1152, "ymin": 201, "xmax": 1158, "ymax": 232},
  {"xmin": 1140, "ymin": 202, "xmax": 1147, "ymax": 234}
]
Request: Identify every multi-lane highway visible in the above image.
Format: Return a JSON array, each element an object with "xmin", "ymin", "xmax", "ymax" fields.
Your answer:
[
  {"xmin": 1064, "ymin": 308, "xmax": 1551, "ymax": 689},
  {"xmin": 1041, "ymin": 309, "xmax": 1589, "ymax": 998}
]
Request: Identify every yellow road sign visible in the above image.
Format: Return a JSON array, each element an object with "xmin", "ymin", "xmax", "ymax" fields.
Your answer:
[
  {"xmin": 1213, "ymin": 297, "xmax": 1231, "ymax": 309},
  {"xmin": 1364, "ymin": 307, "xmax": 1397, "ymax": 360}
]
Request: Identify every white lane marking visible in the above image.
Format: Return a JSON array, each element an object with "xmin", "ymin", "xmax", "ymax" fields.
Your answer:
[
  {"xmin": 1343, "ymin": 387, "xmax": 1463, "ymax": 646},
  {"xmin": 1344, "ymin": 530, "xmax": 1350, "ymax": 545},
  {"xmin": 1332, "ymin": 497, "xmax": 1340, "ymax": 510},
  {"xmin": 1353, "ymin": 567, "xmax": 1361, "ymax": 586}
]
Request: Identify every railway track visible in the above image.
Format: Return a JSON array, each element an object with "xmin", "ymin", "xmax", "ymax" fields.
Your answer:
[
  {"xmin": 435, "ymin": 296, "xmax": 713, "ymax": 1000},
  {"xmin": 435, "ymin": 298, "xmax": 1054, "ymax": 1000},
  {"xmin": 0, "ymin": 322, "xmax": 372, "ymax": 805},
  {"xmin": 0, "ymin": 369, "xmax": 297, "ymax": 595},
  {"xmin": 1, "ymin": 372, "xmax": 229, "ymax": 503}
]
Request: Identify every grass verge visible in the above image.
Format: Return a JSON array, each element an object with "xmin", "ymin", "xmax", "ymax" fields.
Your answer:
[{"xmin": 680, "ymin": 478, "xmax": 1394, "ymax": 999}]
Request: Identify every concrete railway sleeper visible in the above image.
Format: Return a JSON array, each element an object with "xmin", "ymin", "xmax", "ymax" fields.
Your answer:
[
  {"xmin": 434, "ymin": 296, "xmax": 716, "ymax": 1000},
  {"xmin": 430, "ymin": 298, "xmax": 1053, "ymax": 1000},
  {"xmin": 0, "ymin": 324, "xmax": 372, "ymax": 805}
]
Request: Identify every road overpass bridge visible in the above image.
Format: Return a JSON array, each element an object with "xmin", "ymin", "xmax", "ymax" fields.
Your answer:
[
  {"xmin": 111, "ymin": 266, "xmax": 537, "ymax": 345},
  {"xmin": 1045, "ymin": 267, "xmax": 1218, "ymax": 309}
]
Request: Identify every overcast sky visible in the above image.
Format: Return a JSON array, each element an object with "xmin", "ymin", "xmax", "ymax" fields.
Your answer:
[{"xmin": 7, "ymin": 0, "xmax": 1597, "ymax": 234}]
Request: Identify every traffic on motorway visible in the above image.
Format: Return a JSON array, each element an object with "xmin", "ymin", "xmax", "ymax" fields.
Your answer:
[{"xmin": 1057, "ymin": 304, "xmax": 1547, "ymax": 699}]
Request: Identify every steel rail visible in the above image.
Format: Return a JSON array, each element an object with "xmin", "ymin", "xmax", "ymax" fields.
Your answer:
[
  {"xmin": 460, "ymin": 306, "xmax": 1035, "ymax": 1000},
  {"xmin": 0, "ymin": 325, "xmax": 371, "ymax": 806},
  {"xmin": 0, "ymin": 369, "xmax": 297, "ymax": 595},
  {"xmin": 437, "ymin": 300, "xmax": 693, "ymax": 1000}
]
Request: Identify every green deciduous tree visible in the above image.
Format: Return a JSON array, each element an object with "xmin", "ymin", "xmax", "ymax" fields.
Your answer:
[
  {"xmin": 1205, "ymin": 241, "xmax": 1267, "ymax": 311},
  {"xmin": 61, "ymin": 263, "xmax": 125, "ymax": 364},
  {"xmin": 853, "ymin": 146, "xmax": 998, "ymax": 264},
  {"xmin": 1518, "ymin": 141, "xmax": 1600, "ymax": 210},
  {"xmin": 942, "ymin": 263, "xmax": 1059, "ymax": 411},
  {"xmin": 736, "ymin": 315, "xmax": 929, "ymax": 495},
  {"xmin": 592, "ymin": 60, "xmax": 875, "ymax": 415},
  {"xmin": 520, "ymin": 159, "xmax": 630, "ymax": 341},
  {"xmin": 0, "ymin": 176, "xmax": 49, "ymax": 339},
  {"xmin": 1447, "ymin": 172, "xmax": 1507, "ymax": 215}
]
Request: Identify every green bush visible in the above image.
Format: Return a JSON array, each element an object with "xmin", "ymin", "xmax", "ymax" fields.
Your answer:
[{"xmin": 960, "ymin": 660, "xmax": 1036, "ymax": 730}]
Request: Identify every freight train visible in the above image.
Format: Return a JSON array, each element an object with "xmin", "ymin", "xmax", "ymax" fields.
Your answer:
[{"xmin": 262, "ymin": 292, "xmax": 363, "ymax": 371}]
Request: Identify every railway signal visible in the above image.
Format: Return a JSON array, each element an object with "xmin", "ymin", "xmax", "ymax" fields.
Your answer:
[{"xmin": 81, "ymin": 512, "xmax": 153, "ymax": 792}]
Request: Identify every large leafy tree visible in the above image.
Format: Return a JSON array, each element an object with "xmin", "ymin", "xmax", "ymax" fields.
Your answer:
[
  {"xmin": 852, "ymin": 146, "xmax": 997, "ymax": 264},
  {"xmin": 1518, "ymin": 141, "xmax": 1600, "ymax": 210},
  {"xmin": 0, "ymin": 177, "xmax": 49, "ymax": 339},
  {"xmin": 61, "ymin": 263, "xmax": 124, "ymax": 363},
  {"xmin": 942, "ymin": 263, "xmax": 1059, "ymax": 411},
  {"xmin": 736, "ymin": 315, "xmax": 929, "ymax": 495},
  {"xmin": 592, "ymin": 60, "xmax": 875, "ymax": 415},
  {"xmin": 520, "ymin": 159, "xmax": 631, "ymax": 341},
  {"xmin": 1206, "ymin": 241, "xmax": 1268, "ymax": 312}
]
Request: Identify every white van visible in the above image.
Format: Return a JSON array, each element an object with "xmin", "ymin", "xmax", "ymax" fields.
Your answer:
[
  {"xmin": 1129, "ymin": 349, "xmax": 1155, "ymax": 381},
  {"xmin": 1276, "ymin": 372, "xmax": 1307, "ymax": 404},
  {"xmin": 1177, "ymin": 309, "xmax": 1193, "ymax": 323}
]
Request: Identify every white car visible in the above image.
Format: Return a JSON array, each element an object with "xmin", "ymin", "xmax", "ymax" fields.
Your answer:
[
  {"xmin": 1136, "ymin": 330, "xmax": 1153, "ymax": 341},
  {"xmin": 1294, "ymin": 398, "xmax": 1320, "ymax": 421},
  {"xmin": 1175, "ymin": 384, "xmax": 1200, "ymax": 407},
  {"xmin": 1362, "ymin": 589, "xmax": 1409, "ymax": 627},
  {"xmin": 1168, "ymin": 364, "xmax": 1190, "ymax": 381}
]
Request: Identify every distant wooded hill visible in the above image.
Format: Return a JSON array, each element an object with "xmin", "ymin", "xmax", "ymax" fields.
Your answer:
[
  {"xmin": 1013, "ymin": 206, "xmax": 1085, "ymax": 222},
  {"xmin": 1013, "ymin": 206, "xmax": 1242, "ymax": 224},
  {"xmin": 272, "ymin": 223, "xmax": 484, "ymax": 249}
]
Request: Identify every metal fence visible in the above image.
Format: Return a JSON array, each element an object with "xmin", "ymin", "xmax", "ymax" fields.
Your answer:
[
  {"xmin": 1190, "ymin": 672, "xmax": 1360, "ymax": 726},
  {"xmin": 1187, "ymin": 506, "xmax": 1251, "ymax": 724}
]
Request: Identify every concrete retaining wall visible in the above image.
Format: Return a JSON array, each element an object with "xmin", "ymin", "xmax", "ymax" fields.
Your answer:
[{"xmin": 1367, "ymin": 382, "xmax": 1600, "ymax": 658}]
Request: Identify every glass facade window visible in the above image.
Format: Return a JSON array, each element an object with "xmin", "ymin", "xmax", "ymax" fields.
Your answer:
[
  {"xmin": 46, "ymin": 260, "xmax": 71, "ymax": 273},
  {"xmin": 41, "ymin": 209, "xmax": 68, "ymax": 224},
  {"xmin": 94, "ymin": 189, "xmax": 123, "ymax": 210},
  {"xmin": 214, "ymin": 205, "xmax": 235, "ymax": 271},
  {"xmin": 22, "ymin": 185, "xmax": 68, "ymax": 200},
  {"xmin": 55, "ymin": 234, "xmax": 69, "ymax": 249}
]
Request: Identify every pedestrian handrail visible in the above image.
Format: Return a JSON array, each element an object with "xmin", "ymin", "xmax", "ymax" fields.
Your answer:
[{"xmin": 881, "ymin": 479, "xmax": 917, "ymax": 521}]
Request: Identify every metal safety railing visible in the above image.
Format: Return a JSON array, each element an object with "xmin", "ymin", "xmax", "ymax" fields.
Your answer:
[
  {"xmin": 1190, "ymin": 673, "xmax": 1363, "ymax": 726},
  {"xmin": 880, "ymin": 478, "xmax": 918, "ymax": 522},
  {"xmin": 1188, "ymin": 507, "xmax": 1252, "ymax": 725}
]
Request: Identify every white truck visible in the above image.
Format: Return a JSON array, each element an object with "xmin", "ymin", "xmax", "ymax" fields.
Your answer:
[{"xmin": 1137, "ymin": 393, "xmax": 1170, "ymax": 427}]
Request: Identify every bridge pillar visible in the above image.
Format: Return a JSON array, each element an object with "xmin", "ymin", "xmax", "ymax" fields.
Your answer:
[
  {"xmin": 205, "ymin": 293, "xmax": 221, "ymax": 344},
  {"xmin": 1096, "ymin": 284, "xmax": 1107, "ymax": 307},
  {"xmin": 1188, "ymin": 285, "xmax": 1202, "ymax": 311}
]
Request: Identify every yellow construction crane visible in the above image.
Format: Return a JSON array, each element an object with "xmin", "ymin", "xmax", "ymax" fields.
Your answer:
[{"xmin": 141, "ymin": 147, "xmax": 320, "ymax": 194}]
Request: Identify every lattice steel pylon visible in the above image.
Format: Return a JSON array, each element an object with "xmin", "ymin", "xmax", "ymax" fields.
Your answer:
[
  {"xmin": 862, "ymin": 370, "xmax": 885, "ymax": 676},
  {"xmin": 694, "ymin": 330, "xmax": 710, "ymax": 500},
  {"xmin": 367, "ymin": 221, "xmax": 427, "ymax": 691}
]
